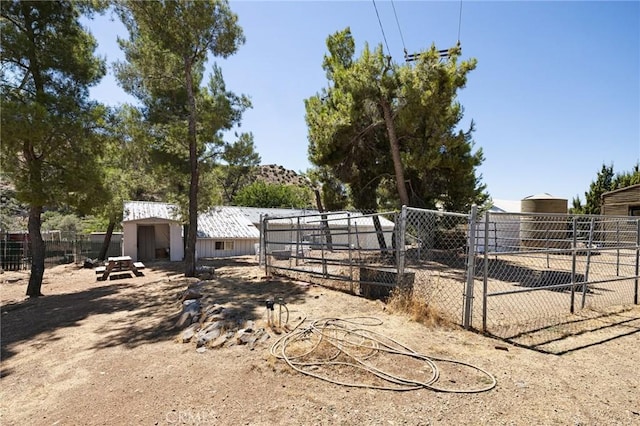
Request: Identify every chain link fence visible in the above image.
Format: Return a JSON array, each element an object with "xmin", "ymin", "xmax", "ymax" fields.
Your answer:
[
  {"xmin": 263, "ymin": 207, "xmax": 639, "ymax": 352},
  {"xmin": 262, "ymin": 210, "xmax": 401, "ymax": 297},
  {"xmin": 474, "ymin": 212, "xmax": 639, "ymax": 352}
]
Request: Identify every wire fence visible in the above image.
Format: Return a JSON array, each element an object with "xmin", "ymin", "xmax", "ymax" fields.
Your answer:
[
  {"xmin": 474, "ymin": 212, "xmax": 639, "ymax": 352},
  {"xmin": 0, "ymin": 232, "xmax": 122, "ymax": 271},
  {"xmin": 263, "ymin": 207, "xmax": 640, "ymax": 351}
]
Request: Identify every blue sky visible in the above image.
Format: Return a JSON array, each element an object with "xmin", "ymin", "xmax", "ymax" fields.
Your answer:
[{"xmin": 86, "ymin": 1, "xmax": 640, "ymax": 203}]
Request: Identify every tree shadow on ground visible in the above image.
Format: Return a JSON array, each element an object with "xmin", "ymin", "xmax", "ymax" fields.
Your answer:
[{"xmin": 1, "ymin": 258, "xmax": 308, "ymax": 371}]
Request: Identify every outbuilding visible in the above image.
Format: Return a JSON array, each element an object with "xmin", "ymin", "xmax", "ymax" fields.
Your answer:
[
  {"xmin": 601, "ymin": 184, "xmax": 640, "ymax": 217},
  {"xmin": 121, "ymin": 201, "xmax": 263, "ymax": 261}
]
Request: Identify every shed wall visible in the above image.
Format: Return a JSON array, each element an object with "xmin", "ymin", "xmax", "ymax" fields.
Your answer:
[
  {"xmin": 196, "ymin": 238, "xmax": 258, "ymax": 258},
  {"xmin": 601, "ymin": 186, "xmax": 640, "ymax": 216}
]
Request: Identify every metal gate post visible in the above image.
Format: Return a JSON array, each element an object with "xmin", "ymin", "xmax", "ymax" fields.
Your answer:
[
  {"xmin": 635, "ymin": 219, "xmax": 639, "ymax": 305},
  {"xmin": 570, "ymin": 217, "xmax": 577, "ymax": 314},
  {"xmin": 261, "ymin": 215, "xmax": 268, "ymax": 274},
  {"xmin": 463, "ymin": 205, "xmax": 478, "ymax": 329},
  {"xmin": 396, "ymin": 206, "xmax": 407, "ymax": 286},
  {"xmin": 482, "ymin": 210, "xmax": 490, "ymax": 332}
]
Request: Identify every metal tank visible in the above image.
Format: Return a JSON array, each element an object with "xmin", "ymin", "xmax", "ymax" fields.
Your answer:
[{"xmin": 520, "ymin": 193, "xmax": 569, "ymax": 249}]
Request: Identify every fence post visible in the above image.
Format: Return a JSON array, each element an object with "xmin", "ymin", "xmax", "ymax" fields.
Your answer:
[
  {"xmin": 396, "ymin": 206, "xmax": 407, "ymax": 286},
  {"xmin": 581, "ymin": 217, "xmax": 596, "ymax": 309},
  {"xmin": 482, "ymin": 210, "xmax": 490, "ymax": 332},
  {"xmin": 570, "ymin": 217, "xmax": 577, "ymax": 314},
  {"xmin": 261, "ymin": 215, "xmax": 268, "ymax": 274},
  {"xmin": 463, "ymin": 204, "xmax": 478, "ymax": 329},
  {"xmin": 635, "ymin": 219, "xmax": 639, "ymax": 305}
]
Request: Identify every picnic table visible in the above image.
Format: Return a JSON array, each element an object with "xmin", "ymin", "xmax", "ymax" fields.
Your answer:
[{"xmin": 96, "ymin": 256, "xmax": 145, "ymax": 281}]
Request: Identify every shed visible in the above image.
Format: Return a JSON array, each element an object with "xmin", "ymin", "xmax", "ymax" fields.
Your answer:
[
  {"xmin": 122, "ymin": 201, "xmax": 184, "ymax": 262},
  {"xmin": 195, "ymin": 207, "xmax": 260, "ymax": 258},
  {"xmin": 601, "ymin": 184, "xmax": 640, "ymax": 216},
  {"xmin": 122, "ymin": 201, "xmax": 262, "ymax": 261}
]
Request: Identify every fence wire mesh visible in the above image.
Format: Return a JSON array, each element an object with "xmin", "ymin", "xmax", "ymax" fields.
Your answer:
[
  {"xmin": 263, "ymin": 207, "xmax": 639, "ymax": 353},
  {"xmin": 263, "ymin": 210, "xmax": 401, "ymax": 297},
  {"xmin": 473, "ymin": 212, "xmax": 639, "ymax": 353}
]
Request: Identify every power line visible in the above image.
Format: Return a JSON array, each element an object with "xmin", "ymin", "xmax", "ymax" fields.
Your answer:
[
  {"xmin": 372, "ymin": 0, "xmax": 391, "ymax": 57},
  {"xmin": 457, "ymin": 0, "xmax": 463, "ymax": 43},
  {"xmin": 390, "ymin": 0, "xmax": 407, "ymax": 55}
]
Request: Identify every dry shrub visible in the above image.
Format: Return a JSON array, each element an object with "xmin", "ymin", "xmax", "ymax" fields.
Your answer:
[{"xmin": 386, "ymin": 286, "xmax": 453, "ymax": 328}]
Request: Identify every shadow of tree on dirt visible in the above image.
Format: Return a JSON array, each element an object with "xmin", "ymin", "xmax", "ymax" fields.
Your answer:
[{"xmin": 1, "ymin": 258, "xmax": 309, "ymax": 371}]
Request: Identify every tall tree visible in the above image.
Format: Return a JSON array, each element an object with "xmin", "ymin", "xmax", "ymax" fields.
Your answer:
[
  {"xmin": 114, "ymin": 0, "xmax": 248, "ymax": 276},
  {"xmin": 93, "ymin": 105, "xmax": 158, "ymax": 261},
  {"xmin": 306, "ymin": 28, "xmax": 403, "ymax": 210},
  {"xmin": 584, "ymin": 164, "xmax": 615, "ymax": 215},
  {"xmin": 306, "ymin": 28, "xmax": 486, "ymax": 213},
  {"xmin": 217, "ymin": 132, "xmax": 261, "ymax": 204},
  {"xmin": 1, "ymin": 1, "xmax": 107, "ymax": 296}
]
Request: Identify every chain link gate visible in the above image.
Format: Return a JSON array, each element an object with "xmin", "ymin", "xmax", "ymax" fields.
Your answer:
[{"xmin": 473, "ymin": 212, "xmax": 640, "ymax": 352}]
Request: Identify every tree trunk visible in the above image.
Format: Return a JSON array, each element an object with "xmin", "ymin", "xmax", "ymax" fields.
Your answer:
[
  {"xmin": 26, "ymin": 205, "xmax": 45, "ymax": 297},
  {"xmin": 381, "ymin": 100, "xmax": 410, "ymax": 207},
  {"xmin": 314, "ymin": 188, "xmax": 333, "ymax": 250},
  {"xmin": 97, "ymin": 220, "xmax": 116, "ymax": 261},
  {"xmin": 184, "ymin": 57, "xmax": 198, "ymax": 277},
  {"xmin": 372, "ymin": 214, "xmax": 388, "ymax": 252}
]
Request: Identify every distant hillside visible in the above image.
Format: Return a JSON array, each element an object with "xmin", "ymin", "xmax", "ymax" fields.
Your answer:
[{"xmin": 255, "ymin": 164, "xmax": 313, "ymax": 188}]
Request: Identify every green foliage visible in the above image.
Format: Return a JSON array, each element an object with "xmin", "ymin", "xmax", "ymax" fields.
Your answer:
[
  {"xmin": 1, "ymin": 0, "xmax": 108, "ymax": 213},
  {"xmin": 114, "ymin": 0, "xmax": 248, "ymax": 276},
  {"xmin": 234, "ymin": 181, "xmax": 312, "ymax": 209},
  {"xmin": 41, "ymin": 211, "xmax": 83, "ymax": 234},
  {"xmin": 217, "ymin": 132, "xmax": 261, "ymax": 204},
  {"xmin": 1, "ymin": 0, "xmax": 109, "ymax": 295},
  {"xmin": 305, "ymin": 167, "xmax": 349, "ymax": 211},
  {"xmin": 305, "ymin": 28, "xmax": 487, "ymax": 212}
]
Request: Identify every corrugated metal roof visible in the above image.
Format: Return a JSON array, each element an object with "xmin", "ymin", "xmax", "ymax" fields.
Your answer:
[
  {"xmin": 123, "ymin": 201, "xmax": 260, "ymax": 240},
  {"xmin": 222, "ymin": 206, "xmax": 319, "ymax": 224},
  {"xmin": 123, "ymin": 201, "xmax": 180, "ymax": 222},
  {"xmin": 123, "ymin": 202, "xmax": 393, "ymax": 238},
  {"xmin": 197, "ymin": 208, "xmax": 260, "ymax": 239}
]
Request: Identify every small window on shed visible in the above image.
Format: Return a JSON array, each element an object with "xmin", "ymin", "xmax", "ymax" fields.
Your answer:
[
  {"xmin": 630, "ymin": 206, "xmax": 640, "ymax": 217},
  {"xmin": 214, "ymin": 241, "xmax": 234, "ymax": 250}
]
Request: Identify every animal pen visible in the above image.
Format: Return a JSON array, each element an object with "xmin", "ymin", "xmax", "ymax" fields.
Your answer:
[{"xmin": 262, "ymin": 207, "xmax": 640, "ymax": 353}]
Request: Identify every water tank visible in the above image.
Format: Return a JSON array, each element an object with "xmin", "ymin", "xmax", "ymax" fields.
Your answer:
[{"xmin": 520, "ymin": 193, "xmax": 569, "ymax": 249}]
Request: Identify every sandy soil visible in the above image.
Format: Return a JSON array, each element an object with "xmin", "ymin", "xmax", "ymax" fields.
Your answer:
[{"xmin": 1, "ymin": 257, "xmax": 639, "ymax": 426}]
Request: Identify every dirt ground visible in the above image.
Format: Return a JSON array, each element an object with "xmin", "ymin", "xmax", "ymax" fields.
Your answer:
[{"xmin": 1, "ymin": 256, "xmax": 639, "ymax": 426}]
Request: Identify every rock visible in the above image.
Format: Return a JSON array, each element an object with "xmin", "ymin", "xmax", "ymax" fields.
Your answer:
[
  {"xmin": 196, "ymin": 328, "xmax": 222, "ymax": 347},
  {"xmin": 180, "ymin": 288, "xmax": 203, "ymax": 302},
  {"xmin": 175, "ymin": 299, "xmax": 201, "ymax": 328},
  {"xmin": 201, "ymin": 321, "xmax": 224, "ymax": 334},
  {"xmin": 180, "ymin": 323, "xmax": 200, "ymax": 343},
  {"xmin": 208, "ymin": 334, "xmax": 228, "ymax": 349},
  {"xmin": 196, "ymin": 347, "xmax": 207, "ymax": 353}
]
